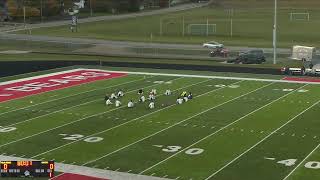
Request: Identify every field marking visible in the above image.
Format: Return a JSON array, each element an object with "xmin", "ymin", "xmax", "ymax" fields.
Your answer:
[
  {"xmin": 93, "ymin": 69, "xmax": 320, "ymax": 84},
  {"xmin": 0, "ymin": 75, "xmax": 146, "ymax": 116},
  {"xmin": 0, "ymin": 76, "xmax": 184, "ymax": 148},
  {"xmin": 83, "ymin": 81, "xmax": 273, "ymax": 166},
  {"xmin": 282, "ymin": 143, "xmax": 320, "ymax": 180},
  {"xmin": 1, "ymin": 76, "xmax": 163, "ymax": 127},
  {"xmin": 204, "ymin": 87, "xmax": 320, "ymax": 180},
  {"xmin": 140, "ymin": 84, "xmax": 308, "ymax": 175},
  {"xmin": 31, "ymin": 78, "xmax": 215, "ymax": 159}
]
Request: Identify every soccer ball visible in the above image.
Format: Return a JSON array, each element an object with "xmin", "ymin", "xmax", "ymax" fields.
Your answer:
[{"xmin": 30, "ymin": 101, "xmax": 33, "ymax": 104}]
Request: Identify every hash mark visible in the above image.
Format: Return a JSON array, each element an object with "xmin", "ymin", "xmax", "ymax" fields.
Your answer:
[
  {"xmin": 127, "ymin": 170, "xmax": 132, "ymax": 173},
  {"xmin": 115, "ymin": 168, "xmax": 120, "ymax": 171},
  {"xmin": 151, "ymin": 173, "xmax": 156, "ymax": 176}
]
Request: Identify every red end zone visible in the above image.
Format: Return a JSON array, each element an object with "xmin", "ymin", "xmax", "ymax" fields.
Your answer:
[
  {"xmin": 0, "ymin": 69, "xmax": 126, "ymax": 103},
  {"xmin": 52, "ymin": 173, "xmax": 108, "ymax": 180},
  {"xmin": 283, "ymin": 77, "xmax": 320, "ymax": 83}
]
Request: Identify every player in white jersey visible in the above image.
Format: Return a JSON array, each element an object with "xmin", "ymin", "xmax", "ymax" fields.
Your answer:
[
  {"xmin": 106, "ymin": 99, "xmax": 112, "ymax": 106},
  {"xmin": 127, "ymin": 100, "xmax": 134, "ymax": 108},
  {"xmin": 139, "ymin": 95, "xmax": 146, "ymax": 103},
  {"xmin": 165, "ymin": 89, "xmax": 172, "ymax": 96},
  {"xmin": 111, "ymin": 93, "xmax": 117, "ymax": 99},
  {"xmin": 149, "ymin": 101, "xmax": 155, "ymax": 109},
  {"xmin": 115, "ymin": 100, "xmax": 121, "ymax": 107},
  {"xmin": 117, "ymin": 90, "xmax": 124, "ymax": 97},
  {"xmin": 151, "ymin": 89, "xmax": 157, "ymax": 95},
  {"xmin": 183, "ymin": 96, "xmax": 188, "ymax": 102},
  {"xmin": 176, "ymin": 97, "xmax": 183, "ymax": 104},
  {"xmin": 149, "ymin": 93, "xmax": 155, "ymax": 101}
]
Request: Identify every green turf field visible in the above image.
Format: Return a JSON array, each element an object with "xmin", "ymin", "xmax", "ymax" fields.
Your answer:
[{"xmin": 0, "ymin": 68, "xmax": 320, "ymax": 180}]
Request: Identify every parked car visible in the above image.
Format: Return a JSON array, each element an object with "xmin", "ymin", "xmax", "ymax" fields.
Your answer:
[
  {"xmin": 203, "ymin": 41, "xmax": 224, "ymax": 49},
  {"xmin": 209, "ymin": 47, "xmax": 229, "ymax": 58},
  {"xmin": 228, "ymin": 49, "xmax": 266, "ymax": 64}
]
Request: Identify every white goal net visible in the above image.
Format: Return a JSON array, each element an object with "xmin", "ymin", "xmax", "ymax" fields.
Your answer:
[
  {"xmin": 187, "ymin": 24, "xmax": 216, "ymax": 36},
  {"xmin": 290, "ymin": 13, "xmax": 310, "ymax": 21}
]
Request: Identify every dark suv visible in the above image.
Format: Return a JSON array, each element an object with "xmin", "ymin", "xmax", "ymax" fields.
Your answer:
[{"xmin": 231, "ymin": 49, "xmax": 266, "ymax": 64}]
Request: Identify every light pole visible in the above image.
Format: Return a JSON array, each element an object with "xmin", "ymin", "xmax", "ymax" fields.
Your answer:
[{"xmin": 273, "ymin": 0, "xmax": 277, "ymax": 64}]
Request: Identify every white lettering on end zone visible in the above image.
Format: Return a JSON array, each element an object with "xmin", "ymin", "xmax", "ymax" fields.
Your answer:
[{"xmin": 0, "ymin": 69, "xmax": 126, "ymax": 103}]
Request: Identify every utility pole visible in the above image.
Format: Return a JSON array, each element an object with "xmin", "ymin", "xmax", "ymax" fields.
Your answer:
[
  {"xmin": 90, "ymin": 0, "xmax": 93, "ymax": 16},
  {"xmin": 273, "ymin": 0, "xmax": 277, "ymax": 64}
]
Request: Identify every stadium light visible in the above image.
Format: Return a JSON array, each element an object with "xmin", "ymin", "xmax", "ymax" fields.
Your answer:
[{"xmin": 273, "ymin": 0, "xmax": 277, "ymax": 64}]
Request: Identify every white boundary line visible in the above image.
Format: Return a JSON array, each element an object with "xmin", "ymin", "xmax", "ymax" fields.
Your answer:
[
  {"xmin": 31, "ymin": 78, "xmax": 216, "ymax": 159},
  {"xmin": 140, "ymin": 84, "xmax": 309, "ymax": 175},
  {"xmin": 0, "ymin": 76, "xmax": 147, "ymax": 116},
  {"xmin": 283, "ymin": 143, "xmax": 320, "ymax": 180},
  {"xmin": 90, "ymin": 69, "xmax": 320, "ymax": 85},
  {"xmin": 0, "ymin": 69, "xmax": 82, "ymax": 86},
  {"xmin": 82, "ymin": 82, "xmax": 274, "ymax": 166},
  {"xmin": 0, "ymin": 76, "xmax": 184, "ymax": 148},
  {"xmin": 205, "ymin": 87, "xmax": 320, "ymax": 180}
]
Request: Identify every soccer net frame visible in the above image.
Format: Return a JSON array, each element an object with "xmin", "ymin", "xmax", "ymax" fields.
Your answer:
[
  {"xmin": 289, "ymin": 13, "xmax": 310, "ymax": 21},
  {"xmin": 187, "ymin": 24, "xmax": 217, "ymax": 36}
]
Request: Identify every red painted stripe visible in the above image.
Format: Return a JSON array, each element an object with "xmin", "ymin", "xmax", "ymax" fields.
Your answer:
[
  {"xmin": 283, "ymin": 77, "xmax": 320, "ymax": 83},
  {"xmin": 0, "ymin": 70, "xmax": 126, "ymax": 103},
  {"xmin": 52, "ymin": 173, "xmax": 108, "ymax": 180}
]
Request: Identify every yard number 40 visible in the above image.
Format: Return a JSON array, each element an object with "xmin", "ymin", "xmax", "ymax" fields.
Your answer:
[{"xmin": 277, "ymin": 159, "xmax": 320, "ymax": 169}]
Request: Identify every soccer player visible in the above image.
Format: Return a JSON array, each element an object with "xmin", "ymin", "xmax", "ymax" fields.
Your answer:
[
  {"xmin": 149, "ymin": 93, "xmax": 155, "ymax": 101},
  {"xmin": 111, "ymin": 93, "xmax": 117, "ymax": 99},
  {"xmin": 151, "ymin": 89, "xmax": 157, "ymax": 95},
  {"xmin": 106, "ymin": 99, "xmax": 112, "ymax": 106},
  {"xmin": 165, "ymin": 89, "xmax": 172, "ymax": 96},
  {"xmin": 176, "ymin": 97, "xmax": 183, "ymax": 105},
  {"xmin": 149, "ymin": 101, "xmax": 155, "ymax": 109},
  {"xmin": 117, "ymin": 90, "xmax": 124, "ymax": 97},
  {"xmin": 127, "ymin": 100, "xmax": 134, "ymax": 108},
  {"xmin": 188, "ymin": 92, "xmax": 193, "ymax": 99},
  {"xmin": 181, "ymin": 91, "xmax": 187, "ymax": 97},
  {"xmin": 115, "ymin": 100, "xmax": 121, "ymax": 107},
  {"xmin": 139, "ymin": 95, "xmax": 146, "ymax": 103}
]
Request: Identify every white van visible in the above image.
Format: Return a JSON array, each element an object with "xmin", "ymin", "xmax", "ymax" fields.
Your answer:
[{"xmin": 291, "ymin": 45, "xmax": 316, "ymax": 61}]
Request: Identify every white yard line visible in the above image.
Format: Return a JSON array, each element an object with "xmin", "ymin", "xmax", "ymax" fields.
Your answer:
[
  {"xmin": 82, "ymin": 82, "xmax": 274, "ymax": 166},
  {"xmin": 204, "ymin": 88, "xmax": 320, "ymax": 180},
  {"xmin": 31, "ymin": 78, "xmax": 214, "ymax": 159},
  {"xmin": 140, "ymin": 84, "xmax": 309, "ymax": 175},
  {"xmin": 92, "ymin": 69, "xmax": 320, "ymax": 85},
  {"xmin": 282, "ymin": 143, "xmax": 320, "ymax": 180},
  {"xmin": 0, "ymin": 74, "xmax": 146, "ymax": 116},
  {"xmin": 0, "ymin": 77, "xmax": 183, "ymax": 148},
  {"xmin": 0, "ymin": 155, "xmax": 169, "ymax": 180}
]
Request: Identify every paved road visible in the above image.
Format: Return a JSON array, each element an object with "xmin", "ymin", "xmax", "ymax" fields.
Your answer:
[
  {"xmin": 3, "ymin": 3, "xmax": 207, "ymax": 33},
  {"xmin": 0, "ymin": 33, "xmax": 291, "ymax": 54}
]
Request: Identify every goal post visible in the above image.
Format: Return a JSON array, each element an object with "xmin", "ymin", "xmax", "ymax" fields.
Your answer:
[
  {"xmin": 289, "ymin": 13, "xmax": 310, "ymax": 21},
  {"xmin": 187, "ymin": 24, "xmax": 217, "ymax": 36}
]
